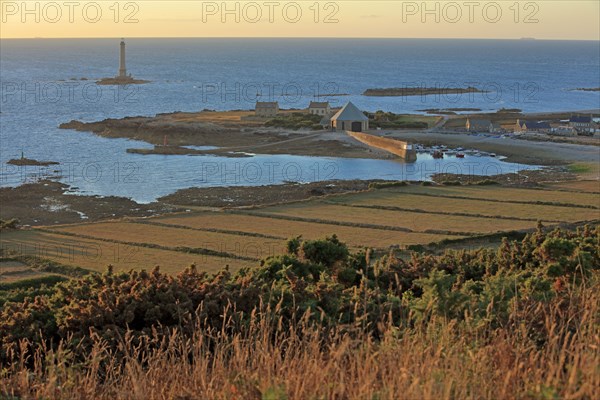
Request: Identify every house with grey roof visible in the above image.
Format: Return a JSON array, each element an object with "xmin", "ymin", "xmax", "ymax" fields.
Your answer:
[
  {"xmin": 255, "ymin": 102, "xmax": 279, "ymax": 117},
  {"xmin": 569, "ymin": 115, "xmax": 594, "ymax": 133},
  {"xmin": 330, "ymin": 102, "xmax": 369, "ymax": 132},
  {"xmin": 515, "ymin": 119, "xmax": 551, "ymax": 133},
  {"xmin": 308, "ymin": 101, "xmax": 331, "ymax": 116},
  {"xmin": 465, "ymin": 118, "xmax": 492, "ymax": 133}
]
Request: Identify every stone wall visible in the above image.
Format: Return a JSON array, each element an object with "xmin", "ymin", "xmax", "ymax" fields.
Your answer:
[{"xmin": 346, "ymin": 131, "xmax": 417, "ymax": 161}]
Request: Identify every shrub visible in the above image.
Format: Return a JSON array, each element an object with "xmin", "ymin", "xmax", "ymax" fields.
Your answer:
[
  {"xmin": 441, "ymin": 180, "xmax": 462, "ymax": 186},
  {"xmin": 368, "ymin": 181, "xmax": 408, "ymax": 189},
  {"xmin": 301, "ymin": 235, "xmax": 349, "ymax": 267},
  {"xmin": 0, "ymin": 218, "xmax": 19, "ymax": 230}
]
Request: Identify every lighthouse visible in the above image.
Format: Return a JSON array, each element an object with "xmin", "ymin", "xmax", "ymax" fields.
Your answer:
[
  {"xmin": 98, "ymin": 38, "xmax": 148, "ymax": 85},
  {"xmin": 118, "ymin": 38, "xmax": 127, "ymax": 78}
]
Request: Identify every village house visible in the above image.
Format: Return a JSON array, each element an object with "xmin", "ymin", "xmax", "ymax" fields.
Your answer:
[
  {"xmin": 569, "ymin": 115, "xmax": 594, "ymax": 134},
  {"xmin": 308, "ymin": 101, "xmax": 331, "ymax": 116},
  {"xmin": 255, "ymin": 101, "xmax": 279, "ymax": 117},
  {"xmin": 330, "ymin": 102, "xmax": 369, "ymax": 132},
  {"xmin": 515, "ymin": 119, "xmax": 551, "ymax": 133},
  {"xmin": 551, "ymin": 126, "xmax": 577, "ymax": 136},
  {"xmin": 490, "ymin": 122, "xmax": 503, "ymax": 134},
  {"xmin": 465, "ymin": 118, "xmax": 492, "ymax": 133}
]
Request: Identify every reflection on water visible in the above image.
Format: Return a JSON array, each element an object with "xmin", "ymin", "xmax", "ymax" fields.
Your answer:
[{"xmin": 0, "ymin": 149, "xmax": 538, "ymax": 203}]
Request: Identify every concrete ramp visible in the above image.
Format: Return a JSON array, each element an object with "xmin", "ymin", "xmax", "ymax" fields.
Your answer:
[{"xmin": 346, "ymin": 131, "xmax": 417, "ymax": 161}]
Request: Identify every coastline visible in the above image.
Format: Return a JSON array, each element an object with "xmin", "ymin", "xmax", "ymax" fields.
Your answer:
[{"xmin": 58, "ymin": 109, "xmax": 599, "ymax": 166}]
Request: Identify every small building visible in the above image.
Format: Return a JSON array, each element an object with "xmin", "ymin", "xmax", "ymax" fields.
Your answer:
[
  {"xmin": 490, "ymin": 122, "xmax": 503, "ymax": 134},
  {"xmin": 466, "ymin": 118, "xmax": 492, "ymax": 133},
  {"xmin": 330, "ymin": 102, "xmax": 369, "ymax": 132},
  {"xmin": 551, "ymin": 126, "xmax": 577, "ymax": 136},
  {"xmin": 255, "ymin": 102, "xmax": 279, "ymax": 117},
  {"xmin": 515, "ymin": 119, "xmax": 551, "ymax": 133},
  {"xmin": 569, "ymin": 115, "xmax": 594, "ymax": 133},
  {"xmin": 308, "ymin": 101, "xmax": 331, "ymax": 116}
]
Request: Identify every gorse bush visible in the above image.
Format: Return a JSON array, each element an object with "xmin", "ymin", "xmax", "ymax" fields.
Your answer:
[
  {"xmin": 1, "ymin": 224, "xmax": 598, "ymax": 356},
  {"xmin": 0, "ymin": 225, "xmax": 598, "ymax": 399}
]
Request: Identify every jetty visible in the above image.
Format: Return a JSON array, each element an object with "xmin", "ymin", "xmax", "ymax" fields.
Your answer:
[{"xmin": 346, "ymin": 131, "xmax": 417, "ymax": 162}]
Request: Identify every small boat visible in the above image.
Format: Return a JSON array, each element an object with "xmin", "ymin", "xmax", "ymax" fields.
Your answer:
[
  {"xmin": 432, "ymin": 151, "xmax": 444, "ymax": 159},
  {"xmin": 456, "ymin": 153, "xmax": 465, "ymax": 158},
  {"xmin": 490, "ymin": 153, "xmax": 496, "ymax": 157}
]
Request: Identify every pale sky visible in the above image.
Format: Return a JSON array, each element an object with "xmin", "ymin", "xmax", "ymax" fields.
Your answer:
[{"xmin": 1, "ymin": 1, "xmax": 599, "ymax": 40}]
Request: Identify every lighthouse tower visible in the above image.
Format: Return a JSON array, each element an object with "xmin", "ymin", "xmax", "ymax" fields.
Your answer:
[{"xmin": 118, "ymin": 38, "xmax": 127, "ymax": 78}]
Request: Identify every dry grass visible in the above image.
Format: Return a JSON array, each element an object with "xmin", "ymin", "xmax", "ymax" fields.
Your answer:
[
  {"xmin": 0, "ymin": 230, "xmax": 249, "ymax": 275},
  {"xmin": 250, "ymin": 203, "xmax": 535, "ymax": 234},
  {"xmin": 326, "ymin": 192, "xmax": 600, "ymax": 222},
  {"xmin": 0, "ymin": 261, "xmax": 56, "ymax": 283},
  {"xmin": 2, "ymin": 284, "xmax": 598, "ymax": 400},
  {"xmin": 53, "ymin": 221, "xmax": 287, "ymax": 261},
  {"xmin": 389, "ymin": 185, "xmax": 600, "ymax": 207},
  {"xmin": 546, "ymin": 180, "xmax": 600, "ymax": 193},
  {"xmin": 170, "ymin": 110, "xmax": 256, "ymax": 124},
  {"xmin": 154, "ymin": 212, "xmax": 460, "ymax": 249}
]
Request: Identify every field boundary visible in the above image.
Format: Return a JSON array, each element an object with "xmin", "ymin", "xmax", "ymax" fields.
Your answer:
[
  {"xmin": 227, "ymin": 210, "xmax": 480, "ymax": 237},
  {"xmin": 322, "ymin": 201, "xmax": 566, "ymax": 223},
  {"xmin": 380, "ymin": 189, "xmax": 600, "ymax": 209},
  {"xmin": 35, "ymin": 228, "xmax": 260, "ymax": 262},
  {"xmin": 130, "ymin": 219, "xmax": 287, "ymax": 240}
]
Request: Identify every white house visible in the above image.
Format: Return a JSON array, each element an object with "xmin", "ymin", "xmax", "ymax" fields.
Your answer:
[
  {"xmin": 330, "ymin": 102, "xmax": 369, "ymax": 132},
  {"xmin": 308, "ymin": 101, "xmax": 331, "ymax": 116},
  {"xmin": 569, "ymin": 115, "xmax": 594, "ymax": 134}
]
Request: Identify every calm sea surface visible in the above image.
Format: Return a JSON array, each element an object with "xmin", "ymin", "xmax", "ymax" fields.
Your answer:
[{"xmin": 1, "ymin": 38, "xmax": 598, "ymax": 202}]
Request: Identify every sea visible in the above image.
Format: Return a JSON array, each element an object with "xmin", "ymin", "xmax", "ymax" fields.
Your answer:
[{"xmin": 1, "ymin": 38, "xmax": 599, "ymax": 203}]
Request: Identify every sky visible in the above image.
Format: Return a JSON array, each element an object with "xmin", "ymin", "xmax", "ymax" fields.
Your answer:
[{"xmin": 1, "ymin": 1, "xmax": 599, "ymax": 40}]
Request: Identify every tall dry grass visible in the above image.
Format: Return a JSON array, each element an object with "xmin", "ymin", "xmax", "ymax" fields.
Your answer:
[{"xmin": 2, "ymin": 281, "xmax": 598, "ymax": 400}]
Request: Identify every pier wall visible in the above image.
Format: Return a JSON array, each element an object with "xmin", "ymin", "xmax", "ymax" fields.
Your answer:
[{"xmin": 346, "ymin": 131, "xmax": 417, "ymax": 161}]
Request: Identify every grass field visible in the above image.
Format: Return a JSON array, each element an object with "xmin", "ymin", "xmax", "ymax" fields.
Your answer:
[
  {"xmin": 0, "ymin": 230, "xmax": 249, "ymax": 275},
  {"xmin": 386, "ymin": 185, "xmax": 600, "ymax": 207},
  {"xmin": 247, "ymin": 204, "xmax": 537, "ymax": 234},
  {"xmin": 152, "ymin": 212, "xmax": 461, "ymax": 249},
  {"xmin": 2, "ymin": 182, "xmax": 598, "ymax": 280},
  {"xmin": 53, "ymin": 221, "xmax": 287, "ymax": 261},
  {"xmin": 545, "ymin": 180, "xmax": 600, "ymax": 193},
  {"xmin": 325, "ymin": 192, "xmax": 599, "ymax": 222},
  {"xmin": 0, "ymin": 260, "xmax": 59, "ymax": 283}
]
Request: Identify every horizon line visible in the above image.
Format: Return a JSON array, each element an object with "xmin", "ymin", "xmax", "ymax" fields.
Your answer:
[{"xmin": 1, "ymin": 36, "xmax": 599, "ymax": 42}]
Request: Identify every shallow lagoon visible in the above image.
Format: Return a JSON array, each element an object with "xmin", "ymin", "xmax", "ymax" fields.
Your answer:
[{"xmin": 0, "ymin": 138, "xmax": 538, "ymax": 203}]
